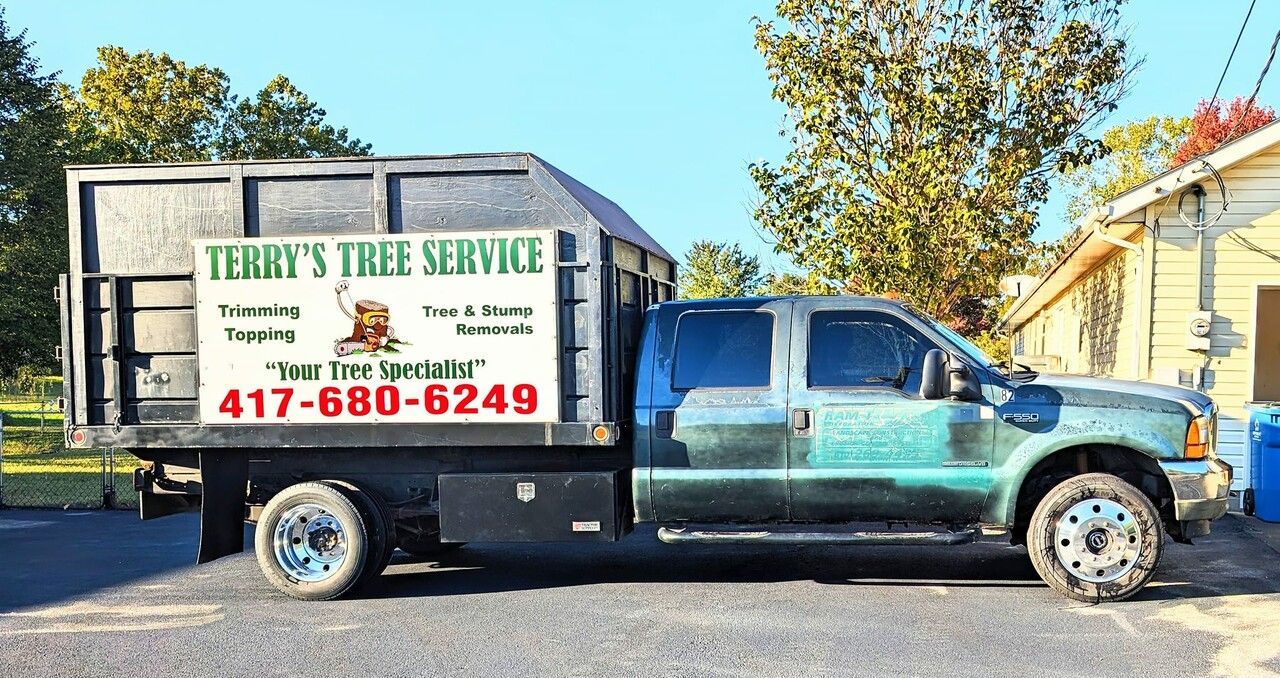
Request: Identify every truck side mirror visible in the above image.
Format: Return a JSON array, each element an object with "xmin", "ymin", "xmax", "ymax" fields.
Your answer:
[
  {"xmin": 921, "ymin": 349, "xmax": 947, "ymax": 399},
  {"xmin": 948, "ymin": 363, "xmax": 983, "ymax": 401}
]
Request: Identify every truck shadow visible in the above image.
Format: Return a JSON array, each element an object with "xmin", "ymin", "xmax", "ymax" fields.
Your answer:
[{"xmin": 364, "ymin": 520, "xmax": 1280, "ymax": 604}]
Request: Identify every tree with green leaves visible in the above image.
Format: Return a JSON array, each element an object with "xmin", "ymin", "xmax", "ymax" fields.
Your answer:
[
  {"xmin": 0, "ymin": 9, "xmax": 68, "ymax": 377},
  {"xmin": 750, "ymin": 0, "xmax": 1135, "ymax": 329},
  {"xmin": 0, "ymin": 39, "xmax": 374, "ymax": 378},
  {"xmin": 63, "ymin": 46, "xmax": 230, "ymax": 163},
  {"xmin": 759, "ymin": 271, "xmax": 819, "ymax": 296},
  {"xmin": 217, "ymin": 75, "xmax": 371, "ymax": 160},
  {"xmin": 1036, "ymin": 114, "xmax": 1189, "ymax": 274},
  {"xmin": 1059, "ymin": 115, "xmax": 1190, "ymax": 225},
  {"xmin": 678, "ymin": 240, "xmax": 766, "ymax": 299},
  {"xmin": 62, "ymin": 47, "xmax": 371, "ymax": 164}
]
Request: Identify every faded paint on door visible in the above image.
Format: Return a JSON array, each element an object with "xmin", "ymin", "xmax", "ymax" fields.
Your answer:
[
  {"xmin": 785, "ymin": 301, "xmax": 993, "ymax": 522},
  {"xmin": 647, "ymin": 300, "xmax": 793, "ymax": 522}
]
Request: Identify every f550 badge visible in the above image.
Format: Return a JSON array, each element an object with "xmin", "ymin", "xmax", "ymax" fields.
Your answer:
[{"xmin": 1002, "ymin": 412, "xmax": 1040, "ymax": 424}]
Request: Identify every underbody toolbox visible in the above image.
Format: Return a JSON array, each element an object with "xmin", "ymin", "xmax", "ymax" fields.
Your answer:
[{"xmin": 438, "ymin": 470, "xmax": 626, "ymax": 542}]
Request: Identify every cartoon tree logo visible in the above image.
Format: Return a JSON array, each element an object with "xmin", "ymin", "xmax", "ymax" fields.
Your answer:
[{"xmin": 333, "ymin": 280, "xmax": 408, "ymax": 356}]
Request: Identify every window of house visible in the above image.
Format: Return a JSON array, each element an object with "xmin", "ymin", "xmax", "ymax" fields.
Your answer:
[
  {"xmin": 808, "ymin": 311, "xmax": 933, "ymax": 392},
  {"xmin": 673, "ymin": 311, "xmax": 774, "ymax": 389}
]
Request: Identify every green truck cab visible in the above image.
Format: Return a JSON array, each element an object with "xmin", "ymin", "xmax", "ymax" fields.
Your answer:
[{"xmin": 633, "ymin": 296, "xmax": 1232, "ymax": 601}]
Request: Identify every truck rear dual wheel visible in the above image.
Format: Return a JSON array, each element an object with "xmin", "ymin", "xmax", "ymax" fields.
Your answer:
[
  {"xmin": 322, "ymin": 480, "xmax": 396, "ymax": 584},
  {"xmin": 1026, "ymin": 473, "xmax": 1163, "ymax": 603},
  {"xmin": 254, "ymin": 480, "xmax": 395, "ymax": 600}
]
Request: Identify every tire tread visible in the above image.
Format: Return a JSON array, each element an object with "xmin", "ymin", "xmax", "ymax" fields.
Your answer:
[{"xmin": 1026, "ymin": 472, "xmax": 1164, "ymax": 603}]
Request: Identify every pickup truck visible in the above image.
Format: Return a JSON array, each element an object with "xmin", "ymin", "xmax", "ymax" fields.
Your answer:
[{"xmin": 58, "ymin": 154, "xmax": 1231, "ymax": 603}]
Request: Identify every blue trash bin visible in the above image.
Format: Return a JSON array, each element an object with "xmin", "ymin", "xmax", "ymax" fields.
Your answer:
[{"xmin": 1246, "ymin": 402, "xmax": 1280, "ymax": 523}]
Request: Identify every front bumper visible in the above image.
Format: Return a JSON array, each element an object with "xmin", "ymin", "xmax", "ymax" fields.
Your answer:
[{"xmin": 1160, "ymin": 457, "xmax": 1233, "ymax": 521}]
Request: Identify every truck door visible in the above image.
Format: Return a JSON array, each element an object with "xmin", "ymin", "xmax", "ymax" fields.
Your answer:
[
  {"xmin": 786, "ymin": 300, "xmax": 992, "ymax": 522},
  {"xmin": 648, "ymin": 300, "xmax": 792, "ymax": 522}
]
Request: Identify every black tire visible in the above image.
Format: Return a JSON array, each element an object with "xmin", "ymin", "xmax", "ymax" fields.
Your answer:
[
  {"xmin": 255, "ymin": 481, "xmax": 370, "ymax": 601},
  {"xmin": 1244, "ymin": 488, "xmax": 1256, "ymax": 516},
  {"xmin": 1027, "ymin": 473, "xmax": 1163, "ymax": 603},
  {"xmin": 321, "ymin": 481, "xmax": 396, "ymax": 584}
]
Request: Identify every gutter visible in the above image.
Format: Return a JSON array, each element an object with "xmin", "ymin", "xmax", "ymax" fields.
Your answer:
[{"xmin": 1088, "ymin": 205, "xmax": 1144, "ymax": 380}]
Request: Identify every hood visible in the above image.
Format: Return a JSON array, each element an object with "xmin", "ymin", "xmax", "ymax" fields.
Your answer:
[{"xmin": 1026, "ymin": 374, "xmax": 1213, "ymax": 416}]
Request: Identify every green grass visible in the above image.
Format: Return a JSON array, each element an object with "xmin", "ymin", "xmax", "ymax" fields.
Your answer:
[{"xmin": 1, "ymin": 390, "xmax": 139, "ymax": 509}]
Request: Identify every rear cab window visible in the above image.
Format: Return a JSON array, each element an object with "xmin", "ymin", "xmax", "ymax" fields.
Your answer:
[{"xmin": 673, "ymin": 311, "xmax": 774, "ymax": 389}]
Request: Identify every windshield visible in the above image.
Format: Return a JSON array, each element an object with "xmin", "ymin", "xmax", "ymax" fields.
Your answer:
[{"xmin": 903, "ymin": 305, "xmax": 997, "ymax": 366}]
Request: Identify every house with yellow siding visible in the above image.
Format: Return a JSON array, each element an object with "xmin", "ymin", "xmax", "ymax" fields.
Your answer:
[{"xmin": 999, "ymin": 120, "xmax": 1280, "ymax": 498}]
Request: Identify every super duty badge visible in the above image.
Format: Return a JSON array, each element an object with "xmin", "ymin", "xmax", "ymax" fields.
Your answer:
[{"xmin": 1002, "ymin": 412, "xmax": 1041, "ymax": 424}]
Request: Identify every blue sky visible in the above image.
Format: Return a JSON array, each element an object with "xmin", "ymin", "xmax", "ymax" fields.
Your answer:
[{"xmin": 5, "ymin": 1, "xmax": 1278, "ymax": 270}]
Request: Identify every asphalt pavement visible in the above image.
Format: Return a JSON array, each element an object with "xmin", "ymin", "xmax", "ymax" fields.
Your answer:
[{"xmin": 0, "ymin": 510, "xmax": 1277, "ymax": 677}]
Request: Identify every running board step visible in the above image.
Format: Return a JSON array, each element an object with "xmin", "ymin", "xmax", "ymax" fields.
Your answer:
[{"xmin": 657, "ymin": 526, "xmax": 981, "ymax": 546}]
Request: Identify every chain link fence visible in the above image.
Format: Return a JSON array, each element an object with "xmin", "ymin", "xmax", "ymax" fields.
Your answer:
[{"xmin": 0, "ymin": 380, "xmax": 140, "ymax": 510}]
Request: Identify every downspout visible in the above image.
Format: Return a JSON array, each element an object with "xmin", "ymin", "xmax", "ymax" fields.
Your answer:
[{"xmin": 1089, "ymin": 206, "xmax": 1144, "ymax": 380}]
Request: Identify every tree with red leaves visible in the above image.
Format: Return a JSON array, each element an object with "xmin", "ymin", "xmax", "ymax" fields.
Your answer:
[{"xmin": 1172, "ymin": 96, "xmax": 1276, "ymax": 165}]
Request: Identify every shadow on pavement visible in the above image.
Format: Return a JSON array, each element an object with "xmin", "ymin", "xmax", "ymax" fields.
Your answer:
[
  {"xmin": 370, "ymin": 536, "xmax": 1044, "ymax": 599},
  {"xmin": 4, "ymin": 510, "xmax": 1277, "ymax": 611},
  {"xmin": 0, "ymin": 510, "xmax": 248, "ymax": 614},
  {"xmin": 365, "ymin": 517, "xmax": 1280, "ymax": 603}
]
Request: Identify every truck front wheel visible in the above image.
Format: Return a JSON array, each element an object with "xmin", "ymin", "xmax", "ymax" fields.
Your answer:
[
  {"xmin": 1026, "ymin": 473, "xmax": 1163, "ymax": 603},
  {"xmin": 255, "ymin": 481, "xmax": 370, "ymax": 601}
]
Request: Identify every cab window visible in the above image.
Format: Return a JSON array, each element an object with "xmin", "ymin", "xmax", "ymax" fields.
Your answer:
[
  {"xmin": 673, "ymin": 310, "xmax": 773, "ymax": 389},
  {"xmin": 808, "ymin": 310, "xmax": 932, "ymax": 392}
]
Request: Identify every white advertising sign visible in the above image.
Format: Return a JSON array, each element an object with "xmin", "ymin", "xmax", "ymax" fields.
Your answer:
[{"xmin": 193, "ymin": 230, "xmax": 560, "ymax": 424}]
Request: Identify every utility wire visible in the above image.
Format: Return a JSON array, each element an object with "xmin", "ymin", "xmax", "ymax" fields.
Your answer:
[
  {"xmin": 1221, "ymin": 24, "xmax": 1280, "ymax": 143},
  {"xmin": 1175, "ymin": 23, "xmax": 1280, "ymax": 230},
  {"xmin": 1208, "ymin": 0, "xmax": 1257, "ymax": 112},
  {"xmin": 1153, "ymin": 3, "xmax": 1267, "ymax": 234}
]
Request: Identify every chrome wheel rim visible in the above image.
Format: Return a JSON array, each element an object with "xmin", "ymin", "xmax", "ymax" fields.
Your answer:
[
  {"xmin": 273, "ymin": 503, "xmax": 347, "ymax": 582},
  {"xmin": 1054, "ymin": 497, "xmax": 1141, "ymax": 584}
]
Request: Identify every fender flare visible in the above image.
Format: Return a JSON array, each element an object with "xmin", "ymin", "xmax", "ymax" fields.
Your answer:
[{"xmin": 987, "ymin": 425, "xmax": 1179, "ymax": 526}]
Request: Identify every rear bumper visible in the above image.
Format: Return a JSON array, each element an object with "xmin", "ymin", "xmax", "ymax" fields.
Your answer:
[{"xmin": 1160, "ymin": 457, "xmax": 1233, "ymax": 522}]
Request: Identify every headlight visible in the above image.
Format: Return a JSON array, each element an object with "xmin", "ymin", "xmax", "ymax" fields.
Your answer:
[{"xmin": 1185, "ymin": 414, "xmax": 1210, "ymax": 459}]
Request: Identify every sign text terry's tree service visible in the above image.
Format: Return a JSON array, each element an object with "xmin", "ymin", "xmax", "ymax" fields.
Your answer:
[{"xmin": 194, "ymin": 230, "xmax": 559, "ymax": 424}]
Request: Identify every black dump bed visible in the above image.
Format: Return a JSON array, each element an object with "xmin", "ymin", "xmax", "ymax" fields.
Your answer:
[{"xmin": 59, "ymin": 153, "xmax": 674, "ymax": 450}]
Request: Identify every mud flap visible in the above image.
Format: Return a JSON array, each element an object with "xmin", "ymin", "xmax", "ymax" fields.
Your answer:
[
  {"xmin": 1169, "ymin": 518, "xmax": 1211, "ymax": 544},
  {"xmin": 196, "ymin": 450, "xmax": 248, "ymax": 564}
]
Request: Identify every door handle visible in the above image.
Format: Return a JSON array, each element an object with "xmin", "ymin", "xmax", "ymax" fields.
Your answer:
[
  {"xmin": 655, "ymin": 410, "xmax": 675, "ymax": 439},
  {"xmin": 792, "ymin": 408, "xmax": 812, "ymax": 436}
]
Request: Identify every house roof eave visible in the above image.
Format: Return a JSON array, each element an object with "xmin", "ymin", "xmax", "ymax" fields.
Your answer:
[{"xmin": 999, "ymin": 118, "xmax": 1280, "ymax": 332}]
